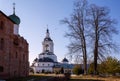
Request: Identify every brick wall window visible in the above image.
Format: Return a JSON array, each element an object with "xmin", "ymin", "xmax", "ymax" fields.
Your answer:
[
  {"xmin": 0, "ymin": 21, "xmax": 4, "ymax": 30},
  {"xmin": 0, "ymin": 38, "xmax": 4, "ymax": 50},
  {"xmin": 0, "ymin": 66, "xmax": 3, "ymax": 72},
  {"xmin": 14, "ymin": 71, "xmax": 16, "ymax": 76},
  {"xmin": 16, "ymin": 52, "xmax": 18, "ymax": 58},
  {"xmin": 9, "ymin": 52, "xmax": 11, "ymax": 61},
  {"xmin": 23, "ymin": 54, "xmax": 25, "ymax": 61},
  {"xmin": 13, "ymin": 39, "xmax": 19, "ymax": 46}
]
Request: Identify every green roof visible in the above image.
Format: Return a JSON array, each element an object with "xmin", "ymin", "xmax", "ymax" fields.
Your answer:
[{"xmin": 9, "ymin": 14, "xmax": 20, "ymax": 25}]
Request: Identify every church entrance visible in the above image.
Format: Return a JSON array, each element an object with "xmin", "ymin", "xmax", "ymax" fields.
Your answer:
[{"xmin": 42, "ymin": 69, "xmax": 45, "ymax": 73}]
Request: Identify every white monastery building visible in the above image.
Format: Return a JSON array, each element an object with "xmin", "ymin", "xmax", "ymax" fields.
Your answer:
[{"xmin": 31, "ymin": 29, "xmax": 74, "ymax": 73}]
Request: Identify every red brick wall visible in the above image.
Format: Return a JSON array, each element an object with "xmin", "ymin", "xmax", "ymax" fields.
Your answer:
[{"xmin": 0, "ymin": 12, "xmax": 29, "ymax": 79}]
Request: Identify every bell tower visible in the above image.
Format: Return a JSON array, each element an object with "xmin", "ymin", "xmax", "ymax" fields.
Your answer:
[
  {"xmin": 39, "ymin": 28, "xmax": 57, "ymax": 62},
  {"xmin": 42, "ymin": 29, "xmax": 54, "ymax": 53}
]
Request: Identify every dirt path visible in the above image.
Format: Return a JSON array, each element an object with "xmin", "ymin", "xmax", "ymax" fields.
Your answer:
[
  {"xmin": 37, "ymin": 77, "xmax": 66, "ymax": 81},
  {"xmin": 36, "ymin": 77, "xmax": 55, "ymax": 81}
]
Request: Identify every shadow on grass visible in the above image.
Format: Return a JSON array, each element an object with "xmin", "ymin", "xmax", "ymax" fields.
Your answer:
[
  {"xmin": 69, "ymin": 79, "xmax": 104, "ymax": 81},
  {"xmin": 6, "ymin": 75, "xmax": 52, "ymax": 81}
]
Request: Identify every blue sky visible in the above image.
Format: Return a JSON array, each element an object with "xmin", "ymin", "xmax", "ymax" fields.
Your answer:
[{"xmin": 0, "ymin": 0, "xmax": 120, "ymax": 65}]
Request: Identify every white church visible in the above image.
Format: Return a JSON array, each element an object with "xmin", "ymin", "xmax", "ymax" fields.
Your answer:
[{"xmin": 31, "ymin": 29, "xmax": 74, "ymax": 73}]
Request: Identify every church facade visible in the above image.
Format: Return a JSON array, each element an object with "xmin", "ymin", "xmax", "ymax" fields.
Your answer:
[
  {"xmin": 0, "ymin": 7, "xmax": 29, "ymax": 79},
  {"xmin": 32, "ymin": 29, "xmax": 57, "ymax": 73},
  {"xmin": 31, "ymin": 29, "xmax": 74, "ymax": 74}
]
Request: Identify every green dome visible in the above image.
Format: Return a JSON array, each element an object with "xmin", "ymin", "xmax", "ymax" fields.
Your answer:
[{"xmin": 9, "ymin": 14, "xmax": 20, "ymax": 25}]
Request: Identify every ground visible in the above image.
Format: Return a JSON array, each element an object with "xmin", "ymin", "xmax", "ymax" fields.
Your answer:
[
  {"xmin": 70, "ymin": 75, "xmax": 120, "ymax": 81},
  {"xmin": 5, "ymin": 74, "xmax": 120, "ymax": 81}
]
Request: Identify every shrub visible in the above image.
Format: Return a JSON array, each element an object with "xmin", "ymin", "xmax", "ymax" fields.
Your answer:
[{"xmin": 73, "ymin": 65, "xmax": 83, "ymax": 75}]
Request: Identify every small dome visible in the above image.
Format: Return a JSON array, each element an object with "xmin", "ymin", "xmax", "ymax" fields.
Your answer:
[
  {"xmin": 44, "ymin": 29, "xmax": 53, "ymax": 41},
  {"xmin": 62, "ymin": 58, "xmax": 68, "ymax": 62},
  {"xmin": 34, "ymin": 58, "xmax": 38, "ymax": 62},
  {"xmin": 9, "ymin": 14, "xmax": 20, "ymax": 25}
]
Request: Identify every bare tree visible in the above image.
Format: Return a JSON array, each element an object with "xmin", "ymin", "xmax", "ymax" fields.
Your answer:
[
  {"xmin": 61, "ymin": 0, "xmax": 88, "ymax": 74},
  {"xmin": 88, "ymin": 4, "xmax": 118, "ymax": 74}
]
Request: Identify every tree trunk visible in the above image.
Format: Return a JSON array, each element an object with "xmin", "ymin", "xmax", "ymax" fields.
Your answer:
[
  {"xmin": 81, "ymin": 34, "xmax": 87, "ymax": 75},
  {"xmin": 94, "ymin": 31, "xmax": 98, "ymax": 75},
  {"xmin": 83, "ymin": 55, "xmax": 87, "ymax": 75}
]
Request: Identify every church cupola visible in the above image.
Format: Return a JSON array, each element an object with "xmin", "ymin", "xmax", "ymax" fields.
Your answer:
[
  {"xmin": 42, "ymin": 29, "xmax": 54, "ymax": 53},
  {"xmin": 9, "ymin": 3, "xmax": 20, "ymax": 35},
  {"xmin": 44, "ymin": 28, "xmax": 52, "ymax": 41},
  {"xmin": 62, "ymin": 58, "xmax": 69, "ymax": 64},
  {"xmin": 9, "ymin": 3, "xmax": 20, "ymax": 25}
]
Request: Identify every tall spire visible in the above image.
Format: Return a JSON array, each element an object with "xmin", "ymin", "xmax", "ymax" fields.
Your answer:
[
  {"xmin": 46, "ymin": 25, "xmax": 49, "ymax": 33},
  {"xmin": 13, "ymin": 3, "xmax": 15, "ymax": 14},
  {"xmin": 46, "ymin": 28, "xmax": 50, "ymax": 38}
]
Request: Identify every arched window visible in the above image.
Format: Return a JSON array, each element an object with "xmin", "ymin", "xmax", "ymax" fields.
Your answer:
[
  {"xmin": 9, "ymin": 52, "xmax": 11, "ymax": 61},
  {"xmin": 0, "ymin": 66, "xmax": 3, "ymax": 72},
  {"xmin": 15, "ymin": 52, "xmax": 17, "ymax": 58},
  {"xmin": 14, "ymin": 71, "xmax": 16, "ymax": 76},
  {"xmin": 0, "ymin": 21, "xmax": 4, "ymax": 30},
  {"xmin": 0, "ymin": 38, "xmax": 4, "ymax": 50},
  {"xmin": 45, "ymin": 44, "xmax": 49, "ymax": 51},
  {"xmin": 23, "ymin": 54, "xmax": 25, "ymax": 60}
]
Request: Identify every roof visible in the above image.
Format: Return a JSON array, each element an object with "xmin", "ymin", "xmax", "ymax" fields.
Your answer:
[
  {"xmin": 9, "ymin": 14, "xmax": 20, "ymax": 25},
  {"xmin": 61, "ymin": 64, "xmax": 74, "ymax": 69},
  {"xmin": 44, "ymin": 29, "xmax": 52, "ymax": 41},
  {"xmin": 38, "ymin": 57, "xmax": 54, "ymax": 62},
  {"xmin": 34, "ymin": 58, "xmax": 38, "ymax": 62},
  {"xmin": 40, "ymin": 51, "xmax": 55, "ymax": 55},
  {"xmin": 54, "ymin": 63, "xmax": 75, "ymax": 69},
  {"xmin": 62, "ymin": 58, "xmax": 69, "ymax": 62},
  {"xmin": 0, "ymin": 10, "xmax": 16, "ymax": 24}
]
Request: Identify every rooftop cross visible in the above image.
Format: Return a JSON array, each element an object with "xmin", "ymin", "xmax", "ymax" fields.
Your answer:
[{"xmin": 13, "ymin": 3, "xmax": 15, "ymax": 14}]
